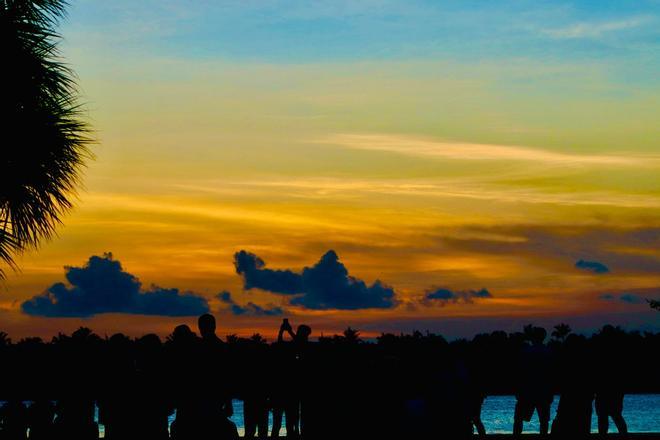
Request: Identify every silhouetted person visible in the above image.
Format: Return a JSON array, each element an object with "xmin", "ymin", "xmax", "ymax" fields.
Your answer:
[
  {"xmin": 244, "ymin": 392, "xmax": 269, "ymax": 439},
  {"xmin": 593, "ymin": 325, "xmax": 628, "ymax": 436},
  {"xmin": 424, "ymin": 352, "xmax": 473, "ymax": 439},
  {"xmin": 551, "ymin": 334, "xmax": 593, "ymax": 437},
  {"xmin": 470, "ymin": 397, "xmax": 487, "ymax": 436},
  {"xmin": 272, "ymin": 319, "xmax": 311, "ymax": 438},
  {"xmin": 199, "ymin": 313, "xmax": 222, "ymax": 343},
  {"xmin": 513, "ymin": 326, "xmax": 553, "ymax": 436},
  {"xmin": 169, "ymin": 324, "xmax": 201, "ymax": 440},
  {"xmin": 53, "ymin": 328, "xmax": 100, "ymax": 440},
  {"xmin": 134, "ymin": 334, "xmax": 172, "ymax": 440},
  {"xmin": 170, "ymin": 321, "xmax": 238, "ymax": 440},
  {"xmin": 241, "ymin": 339, "xmax": 269, "ymax": 439},
  {"xmin": 461, "ymin": 349, "xmax": 488, "ymax": 436},
  {"xmin": 467, "ymin": 380, "xmax": 487, "ymax": 436},
  {"xmin": 26, "ymin": 400, "xmax": 55, "ymax": 440},
  {"xmin": 99, "ymin": 333, "xmax": 137, "ymax": 440},
  {"xmin": 595, "ymin": 392, "xmax": 627, "ymax": 435},
  {"xmin": 198, "ymin": 314, "xmax": 236, "ymax": 436},
  {"xmin": 0, "ymin": 400, "xmax": 28, "ymax": 440},
  {"xmin": 53, "ymin": 398, "xmax": 98, "ymax": 440},
  {"xmin": 270, "ymin": 337, "xmax": 289, "ymax": 438}
]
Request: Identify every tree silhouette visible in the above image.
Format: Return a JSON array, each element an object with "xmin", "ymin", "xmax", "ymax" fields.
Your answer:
[
  {"xmin": 650, "ymin": 299, "xmax": 660, "ymax": 311},
  {"xmin": 523, "ymin": 324, "xmax": 536, "ymax": 341},
  {"xmin": 71, "ymin": 326, "xmax": 101, "ymax": 342},
  {"xmin": 0, "ymin": 0, "xmax": 92, "ymax": 279},
  {"xmin": 0, "ymin": 331, "xmax": 11, "ymax": 347},
  {"xmin": 226, "ymin": 333, "xmax": 240, "ymax": 344},
  {"xmin": 250, "ymin": 333, "xmax": 267, "ymax": 344},
  {"xmin": 342, "ymin": 327, "xmax": 362, "ymax": 344},
  {"xmin": 552, "ymin": 323, "xmax": 572, "ymax": 341}
]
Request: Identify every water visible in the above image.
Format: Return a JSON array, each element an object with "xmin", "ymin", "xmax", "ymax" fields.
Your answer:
[
  {"xmin": 227, "ymin": 395, "xmax": 660, "ymax": 435},
  {"xmin": 481, "ymin": 394, "xmax": 660, "ymax": 434},
  {"xmin": 158, "ymin": 395, "xmax": 660, "ymax": 436},
  {"xmin": 4, "ymin": 395, "xmax": 659, "ymax": 437}
]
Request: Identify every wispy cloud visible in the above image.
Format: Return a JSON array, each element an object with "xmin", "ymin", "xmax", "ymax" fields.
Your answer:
[
  {"xmin": 174, "ymin": 178, "xmax": 660, "ymax": 209},
  {"xmin": 541, "ymin": 17, "xmax": 651, "ymax": 39},
  {"xmin": 320, "ymin": 134, "xmax": 656, "ymax": 167},
  {"xmin": 81, "ymin": 193, "xmax": 380, "ymax": 233}
]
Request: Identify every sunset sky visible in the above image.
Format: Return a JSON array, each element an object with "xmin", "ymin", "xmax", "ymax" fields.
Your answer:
[{"xmin": 3, "ymin": 0, "xmax": 659, "ymax": 339}]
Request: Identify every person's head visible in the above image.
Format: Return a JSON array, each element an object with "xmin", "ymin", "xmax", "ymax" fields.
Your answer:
[
  {"xmin": 172, "ymin": 324, "xmax": 194, "ymax": 339},
  {"xmin": 296, "ymin": 324, "xmax": 312, "ymax": 342},
  {"xmin": 109, "ymin": 332, "xmax": 130, "ymax": 345},
  {"xmin": 198, "ymin": 313, "xmax": 216, "ymax": 339},
  {"xmin": 169, "ymin": 324, "xmax": 196, "ymax": 345},
  {"xmin": 138, "ymin": 333, "xmax": 162, "ymax": 350}
]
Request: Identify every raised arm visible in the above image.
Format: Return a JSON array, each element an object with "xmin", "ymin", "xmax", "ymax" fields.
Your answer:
[{"xmin": 278, "ymin": 319, "xmax": 296, "ymax": 342}]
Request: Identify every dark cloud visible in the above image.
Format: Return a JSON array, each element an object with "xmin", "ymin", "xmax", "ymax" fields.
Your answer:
[
  {"xmin": 293, "ymin": 250, "xmax": 396, "ymax": 310},
  {"xmin": 216, "ymin": 291, "xmax": 284, "ymax": 316},
  {"xmin": 575, "ymin": 259, "xmax": 609, "ymax": 274},
  {"xmin": 21, "ymin": 253, "xmax": 209, "ymax": 317},
  {"xmin": 234, "ymin": 250, "xmax": 396, "ymax": 310},
  {"xmin": 426, "ymin": 288, "xmax": 455, "ymax": 301},
  {"xmin": 424, "ymin": 287, "xmax": 492, "ymax": 305},
  {"xmin": 234, "ymin": 250, "xmax": 303, "ymax": 294},
  {"xmin": 599, "ymin": 293, "xmax": 645, "ymax": 304},
  {"xmin": 232, "ymin": 303, "xmax": 284, "ymax": 316},
  {"xmin": 218, "ymin": 291, "xmax": 233, "ymax": 304}
]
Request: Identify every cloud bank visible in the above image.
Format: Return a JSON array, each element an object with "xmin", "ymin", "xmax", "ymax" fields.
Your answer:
[
  {"xmin": 217, "ymin": 291, "xmax": 284, "ymax": 316},
  {"xmin": 234, "ymin": 250, "xmax": 396, "ymax": 310},
  {"xmin": 424, "ymin": 287, "xmax": 493, "ymax": 305},
  {"xmin": 21, "ymin": 253, "xmax": 209, "ymax": 317},
  {"xmin": 575, "ymin": 259, "xmax": 610, "ymax": 274},
  {"xmin": 234, "ymin": 250, "xmax": 303, "ymax": 294}
]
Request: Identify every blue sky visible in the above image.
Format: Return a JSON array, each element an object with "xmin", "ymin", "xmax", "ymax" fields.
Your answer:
[{"xmin": 63, "ymin": 0, "xmax": 660, "ymax": 65}]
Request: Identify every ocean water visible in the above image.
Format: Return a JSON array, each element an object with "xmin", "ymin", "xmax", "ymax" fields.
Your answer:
[
  {"xmin": 225, "ymin": 395, "xmax": 660, "ymax": 436},
  {"xmin": 4, "ymin": 394, "xmax": 659, "ymax": 437},
  {"xmin": 191, "ymin": 395, "xmax": 660, "ymax": 436},
  {"xmin": 481, "ymin": 394, "xmax": 660, "ymax": 434}
]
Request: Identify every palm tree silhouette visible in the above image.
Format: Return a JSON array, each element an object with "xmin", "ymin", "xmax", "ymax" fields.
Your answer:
[
  {"xmin": 0, "ymin": 332, "xmax": 11, "ymax": 347},
  {"xmin": 552, "ymin": 323, "xmax": 572, "ymax": 341},
  {"xmin": 0, "ymin": 0, "xmax": 92, "ymax": 279},
  {"xmin": 342, "ymin": 327, "xmax": 362, "ymax": 344}
]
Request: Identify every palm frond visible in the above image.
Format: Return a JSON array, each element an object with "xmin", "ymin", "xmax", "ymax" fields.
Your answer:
[{"xmin": 0, "ymin": 0, "xmax": 92, "ymax": 278}]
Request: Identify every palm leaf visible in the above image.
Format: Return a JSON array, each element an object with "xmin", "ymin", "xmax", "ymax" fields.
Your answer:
[{"xmin": 0, "ymin": 0, "xmax": 92, "ymax": 278}]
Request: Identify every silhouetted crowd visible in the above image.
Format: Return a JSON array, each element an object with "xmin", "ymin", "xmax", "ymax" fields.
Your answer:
[{"xmin": 0, "ymin": 318, "xmax": 658, "ymax": 439}]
